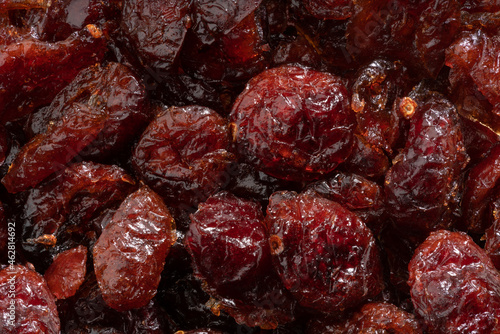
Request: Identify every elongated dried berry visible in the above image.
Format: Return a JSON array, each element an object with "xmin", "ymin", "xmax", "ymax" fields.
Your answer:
[
  {"xmin": 44, "ymin": 245, "xmax": 87, "ymax": 299},
  {"xmin": 0, "ymin": 24, "xmax": 106, "ymax": 123},
  {"xmin": 0, "ymin": 264, "xmax": 60, "ymax": 333},
  {"xmin": 462, "ymin": 144, "xmax": 500, "ymax": 233},
  {"xmin": 131, "ymin": 105, "xmax": 234, "ymax": 209},
  {"xmin": 230, "ymin": 65, "xmax": 355, "ymax": 181},
  {"xmin": 186, "ymin": 191, "xmax": 295, "ymax": 329},
  {"xmin": 267, "ymin": 191, "xmax": 383, "ymax": 312},
  {"xmin": 93, "ymin": 186, "xmax": 176, "ymax": 311},
  {"xmin": 385, "ymin": 91, "xmax": 468, "ymax": 233},
  {"xmin": 408, "ymin": 230, "xmax": 500, "ymax": 333},
  {"xmin": 484, "ymin": 198, "xmax": 500, "ymax": 270},
  {"xmin": 21, "ymin": 162, "xmax": 135, "ymax": 266},
  {"xmin": 3, "ymin": 62, "xmax": 148, "ymax": 193}
]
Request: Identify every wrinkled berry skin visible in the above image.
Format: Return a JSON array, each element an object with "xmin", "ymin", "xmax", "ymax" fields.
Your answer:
[
  {"xmin": 44, "ymin": 245, "xmax": 88, "ymax": 299},
  {"xmin": 384, "ymin": 91, "xmax": 468, "ymax": 233},
  {"xmin": 485, "ymin": 198, "xmax": 500, "ymax": 269},
  {"xmin": 3, "ymin": 63, "xmax": 148, "ymax": 193},
  {"xmin": 266, "ymin": 191, "xmax": 383, "ymax": 313},
  {"xmin": 0, "ymin": 25, "xmax": 106, "ymax": 123},
  {"xmin": 305, "ymin": 171, "xmax": 386, "ymax": 234},
  {"xmin": 307, "ymin": 302, "xmax": 422, "ymax": 333},
  {"xmin": 302, "ymin": 0, "xmax": 352, "ymax": 20},
  {"xmin": 0, "ymin": 265, "xmax": 60, "ymax": 333},
  {"xmin": 121, "ymin": 0, "xmax": 191, "ymax": 73},
  {"xmin": 408, "ymin": 230, "xmax": 500, "ymax": 333},
  {"xmin": 230, "ymin": 65, "xmax": 355, "ymax": 182},
  {"xmin": 93, "ymin": 186, "xmax": 177, "ymax": 311},
  {"xmin": 186, "ymin": 191, "xmax": 295, "ymax": 329},
  {"xmin": 131, "ymin": 105, "xmax": 234, "ymax": 209},
  {"xmin": 20, "ymin": 162, "xmax": 136, "ymax": 270},
  {"xmin": 462, "ymin": 144, "xmax": 500, "ymax": 233}
]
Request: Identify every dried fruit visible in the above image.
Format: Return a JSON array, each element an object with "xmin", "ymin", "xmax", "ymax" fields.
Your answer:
[
  {"xmin": 266, "ymin": 191, "xmax": 384, "ymax": 312},
  {"xmin": 44, "ymin": 245, "xmax": 88, "ymax": 299},
  {"xmin": 0, "ymin": 24, "xmax": 106, "ymax": 123},
  {"xmin": 0, "ymin": 264, "xmax": 60, "ymax": 333},
  {"xmin": 408, "ymin": 230, "xmax": 500, "ymax": 333},
  {"xmin": 462, "ymin": 143, "xmax": 500, "ymax": 233},
  {"xmin": 131, "ymin": 105, "xmax": 234, "ymax": 209},
  {"xmin": 230, "ymin": 65, "xmax": 355, "ymax": 181},
  {"xmin": 186, "ymin": 191, "xmax": 296, "ymax": 329},
  {"xmin": 3, "ymin": 62, "xmax": 148, "ymax": 193},
  {"xmin": 384, "ymin": 90, "xmax": 468, "ymax": 233},
  {"xmin": 93, "ymin": 186, "xmax": 176, "ymax": 311},
  {"xmin": 121, "ymin": 0, "xmax": 191, "ymax": 73}
]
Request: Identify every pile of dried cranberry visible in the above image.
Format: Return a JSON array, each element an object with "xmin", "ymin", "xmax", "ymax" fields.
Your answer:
[{"xmin": 1, "ymin": 0, "xmax": 500, "ymax": 333}]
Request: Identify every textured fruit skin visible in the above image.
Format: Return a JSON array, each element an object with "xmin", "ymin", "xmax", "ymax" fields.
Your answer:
[
  {"xmin": 21, "ymin": 162, "xmax": 135, "ymax": 247},
  {"xmin": 0, "ymin": 25, "xmax": 106, "ymax": 123},
  {"xmin": 266, "ymin": 191, "xmax": 383, "ymax": 312},
  {"xmin": 408, "ymin": 230, "xmax": 500, "ymax": 333},
  {"xmin": 131, "ymin": 105, "xmax": 234, "ymax": 208},
  {"xmin": 44, "ymin": 245, "xmax": 88, "ymax": 299},
  {"xmin": 307, "ymin": 302, "xmax": 422, "ymax": 333},
  {"xmin": 186, "ymin": 191, "xmax": 295, "ymax": 329},
  {"xmin": 192, "ymin": 0, "xmax": 262, "ymax": 44},
  {"xmin": 121, "ymin": 0, "xmax": 191, "ymax": 73},
  {"xmin": 384, "ymin": 91, "xmax": 468, "ymax": 233},
  {"xmin": 485, "ymin": 198, "xmax": 500, "ymax": 270},
  {"xmin": 305, "ymin": 172, "xmax": 385, "ymax": 233},
  {"xmin": 302, "ymin": 0, "xmax": 352, "ymax": 20},
  {"xmin": 230, "ymin": 65, "xmax": 355, "ymax": 181},
  {"xmin": 346, "ymin": 0, "xmax": 460, "ymax": 77},
  {"xmin": 343, "ymin": 134, "xmax": 390, "ymax": 179},
  {"xmin": 351, "ymin": 59, "xmax": 411, "ymax": 154},
  {"xmin": 93, "ymin": 186, "xmax": 176, "ymax": 311},
  {"xmin": 2, "ymin": 62, "xmax": 148, "ymax": 193},
  {"xmin": 0, "ymin": 264, "xmax": 60, "ymax": 333},
  {"xmin": 462, "ymin": 144, "xmax": 500, "ymax": 233},
  {"xmin": 446, "ymin": 30, "xmax": 500, "ymax": 109}
]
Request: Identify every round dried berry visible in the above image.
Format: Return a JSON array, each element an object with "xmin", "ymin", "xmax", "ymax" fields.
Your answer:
[
  {"xmin": 408, "ymin": 230, "xmax": 500, "ymax": 333},
  {"xmin": 230, "ymin": 65, "xmax": 355, "ymax": 181},
  {"xmin": 186, "ymin": 191, "xmax": 296, "ymax": 329},
  {"xmin": 267, "ymin": 191, "xmax": 383, "ymax": 312},
  {"xmin": 93, "ymin": 186, "xmax": 177, "ymax": 311},
  {"xmin": 131, "ymin": 105, "xmax": 235, "ymax": 209}
]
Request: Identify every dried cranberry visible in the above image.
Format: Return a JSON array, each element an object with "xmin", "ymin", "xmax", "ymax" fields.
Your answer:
[
  {"xmin": 0, "ymin": 24, "xmax": 106, "ymax": 123},
  {"xmin": 121, "ymin": 0, "xmax": 191, "ymax": 73},
  {"xmin": 266, "ymin": 191, "xmax": 384, "ymax": 313},
  {"xmin": 462, "ymin": 143, "xmax": 500, "ymax": 233},
  {"xmin": 0, "ymin": 264, "xmax": 60, "ymax": 333},
  {"xmin": 384, "ymin": 90, "xmax": 468, "ymax": 233},
  {"xmin": 408, "ymin": 230, "xmax": 500, "ymax": 333},
  {"xmin": 131, "ymin": 105, "xmax": 235, "ymax": 210},
  {"xmin": 44, "ymin": 245, "xmax": 87, "ymax": 299},
  {"xmin": 307, "ymin": 302, "xmax": 422, "ymax": 333},
  {"xmin": 484, "ymin": 198, "xmax": 500, "ymax": 269},
  {"xmin": 230, "ymin": 65, "xmax": 355, "ymax": 181},
  {"xmin": 3, "ymin": 62, "xmax": 148, "ymax": 193},
  {"xmin": 186, "ymin": 191, "xmax": 296, "ymax": 329},
  {"xmin": 93, "ymin": 186, "xmax": 176, "ymax": 311},
  {"xmin": 305, "ymin": 171, "xmax": 386, "ymax": 234},
  {"xmin": 20, "ymin": 162, "xmax": 135, "ymax": 268},
  {"xmin": 343, "ymin": 134, "xmax": 390, "ymax": 180},
  {"xmin": 351, "ymin": 59, "xmax": 411, "ymax": 154},
  {"xmin": 302, "ymin": 0, "xmax": 352, "ymax": 20},
  {"xmin": 192, "ymin": 0, "xmax": 262, "ymax": 44}
]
